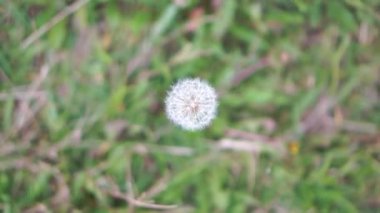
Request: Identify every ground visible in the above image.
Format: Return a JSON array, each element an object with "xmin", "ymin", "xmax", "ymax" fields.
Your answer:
[{"xmin": 0, "ymin": 0, "xmax": 379, "ymax": 212}]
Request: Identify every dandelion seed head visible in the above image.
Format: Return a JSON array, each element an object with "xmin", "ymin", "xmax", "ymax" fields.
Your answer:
[{"xmin": 165, "ymin": 78, "xmax": 218, "ymax": 131}]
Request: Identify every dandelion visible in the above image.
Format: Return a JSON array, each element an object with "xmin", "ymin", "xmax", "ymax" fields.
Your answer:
[{"xmin": 165, "ymin": 78, "xmax": 218, "ymax": 131}]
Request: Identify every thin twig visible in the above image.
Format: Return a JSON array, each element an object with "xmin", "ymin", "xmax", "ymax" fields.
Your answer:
[
  {"xmin": 13, "ymin": 95, "xmax": 47, "ymax": 132},
  {"xmin": 0, "ymin": 90, "xmax": 47, "ymax": 101},
  {"xmin": 104, "ymin": 176, "xmax": 178, "ymax": 211},
  {"xmin": 138, "ymin": 174, "xmax": 170, "ymax": 201},
  {"xmin": 21, "ymin": 0, "xmax": 90, "ymax": 49},
  {"xmin": 109, "ymin": 191, "xmax": 178, "ymax": 210},
  {"xmin": 126, "ymin": 154, "xmax": 136, "ymax": 212},
  {"xmin": 230, "ymin": 56, "xmax": 271, "ymax": 87},
  {"xmin": 0, "ymin": 68, "xmax": 11, "ymax": 84},
  {"xmin": 133, "ymin": 143, "xmax": 194, "ymax": 156},
  {"xmin": 217, "ymin": 138, "xmax": 282, "ymax": 153},
  {"xmin": 12, "ymin": 63, "xmax": 51, "ymax": 133}
]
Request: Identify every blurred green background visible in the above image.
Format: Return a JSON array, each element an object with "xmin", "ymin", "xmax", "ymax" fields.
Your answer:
[{"xmin": 1, "ymin": 0, "xmax": 380, "ymax": 212}]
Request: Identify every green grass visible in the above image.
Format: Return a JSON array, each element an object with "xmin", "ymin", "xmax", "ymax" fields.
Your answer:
[{"xmin": 1, "ymin": 0, "xmax": 380, "ymax": 212}]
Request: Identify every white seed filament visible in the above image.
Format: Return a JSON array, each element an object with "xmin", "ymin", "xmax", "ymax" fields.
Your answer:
[{"xmin": 165, "ymin": 78, "xmax": 218, "ymax": 131}]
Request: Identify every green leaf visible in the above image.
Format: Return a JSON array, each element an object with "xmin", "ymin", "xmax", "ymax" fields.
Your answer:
[
  {"xmin": 107, "ymin": 85, "xmax": 128, "ymax": 117},
  {"xmin": 26, "ymin": 172, "xmax": 51, "ymax": 201},
  {"xmin": 213, "ymin": 0, "xmax": 236, "ymax": 39},
  {"xmin": 266, "ymin": 9, "xmax": 304, "ymax": 25},
  {"xmin": 48, "ymin": 20, "xmax": 67, "ymax": 49},
  {"xmin": 292, "ymin": 87, "xmax": 322, "ymax": 133},
  {"xmin": 327, "ymin": 1, "xmax": 357, "ymax": 32}
]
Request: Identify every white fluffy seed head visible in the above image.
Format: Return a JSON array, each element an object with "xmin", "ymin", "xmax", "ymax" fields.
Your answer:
[{"xmin": 165, "ymin": 78, "xmax": 218, "ymax": 131}]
